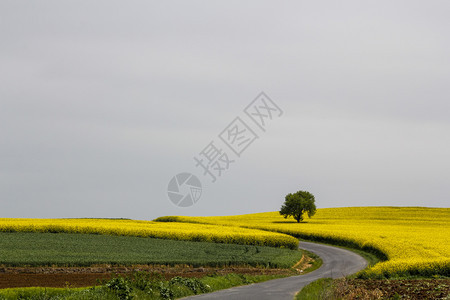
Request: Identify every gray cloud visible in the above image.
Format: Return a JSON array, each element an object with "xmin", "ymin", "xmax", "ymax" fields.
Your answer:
[{"xmin": 1, "ymin": 0, "xmax": 449, "ymax": 219}]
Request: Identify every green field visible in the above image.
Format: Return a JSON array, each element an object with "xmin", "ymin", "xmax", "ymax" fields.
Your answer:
[{"xmin": 0, "ymin": 232, "xmax": 302, "ymax": 268}]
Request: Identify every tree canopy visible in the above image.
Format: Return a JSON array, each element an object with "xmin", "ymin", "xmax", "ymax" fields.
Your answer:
[{"xmin": 279, "ymin": 190, "xmax": 316, "ymax": 223}]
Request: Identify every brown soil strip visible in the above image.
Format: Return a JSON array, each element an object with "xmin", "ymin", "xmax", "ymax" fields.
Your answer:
[
  {"xmin": 0, "ymin": 255, "xmax": 313, "ymax": 289},
  {"xmin": 0, "ymin": 265, "xmax": 294, "ymax": 289}
]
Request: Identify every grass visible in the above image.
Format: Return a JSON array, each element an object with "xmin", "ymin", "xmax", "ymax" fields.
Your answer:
[
  {"xmin": 295, "ymin": 278, "xmax": 333, "ymax": 300},
  {"xmin": 0, "ymin": 273, "xmax": 288, "ymax": 300},
  {"xmin": 0, "ymin": 232, "xmax": 303, "ymax": 268}
]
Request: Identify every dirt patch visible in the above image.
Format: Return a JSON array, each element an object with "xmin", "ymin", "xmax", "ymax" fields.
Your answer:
[
  {"xmin": 0, "ymin": 265, "xmax": 295, "ymax": 289},
  {"xmin": 292, "ymin": 254, "xmax": 315, "ymax": 274},
  {"xmin": 333, "ymin": 278, "xmax": 450, "ymax": 300}
]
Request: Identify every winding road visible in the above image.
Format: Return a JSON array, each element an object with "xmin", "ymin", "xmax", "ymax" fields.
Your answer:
[{"xmin": 185, "ymin": 241, "xmax": 368, "ymax": 300}]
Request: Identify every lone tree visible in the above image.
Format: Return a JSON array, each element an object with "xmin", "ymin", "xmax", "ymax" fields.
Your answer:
[{"xmin": 279, "ymin": 190, "xmax": 316, "ymax": 223}]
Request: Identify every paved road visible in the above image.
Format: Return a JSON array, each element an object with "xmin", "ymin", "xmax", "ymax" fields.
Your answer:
[{"xmin": 184, "ymin": 241, "xmax": 367, "ymax": 300}]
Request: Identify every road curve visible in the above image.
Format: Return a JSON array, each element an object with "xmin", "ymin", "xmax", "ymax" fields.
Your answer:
[{"xmin": 184, "ymin": 241, "xmax": 368, "ymax": 300}]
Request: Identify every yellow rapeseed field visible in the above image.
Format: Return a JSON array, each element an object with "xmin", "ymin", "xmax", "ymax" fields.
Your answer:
[
  {"xmin": 155, "ymin": 207, "xmax": 450, "ymax": 278},
  {"xmin": 0, "ymin": 218, "xmax": 298, "ymax": 249}
]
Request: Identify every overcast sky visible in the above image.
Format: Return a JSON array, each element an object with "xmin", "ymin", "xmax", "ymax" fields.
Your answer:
[{"xmin": 1, "ymin": 1, "xmax": 449, "ymax": 220}]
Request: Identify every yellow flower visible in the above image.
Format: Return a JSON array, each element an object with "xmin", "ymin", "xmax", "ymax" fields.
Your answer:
[{"xmin": 155, "ymin": 207, "xmax": 450, "ymax": 278}]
